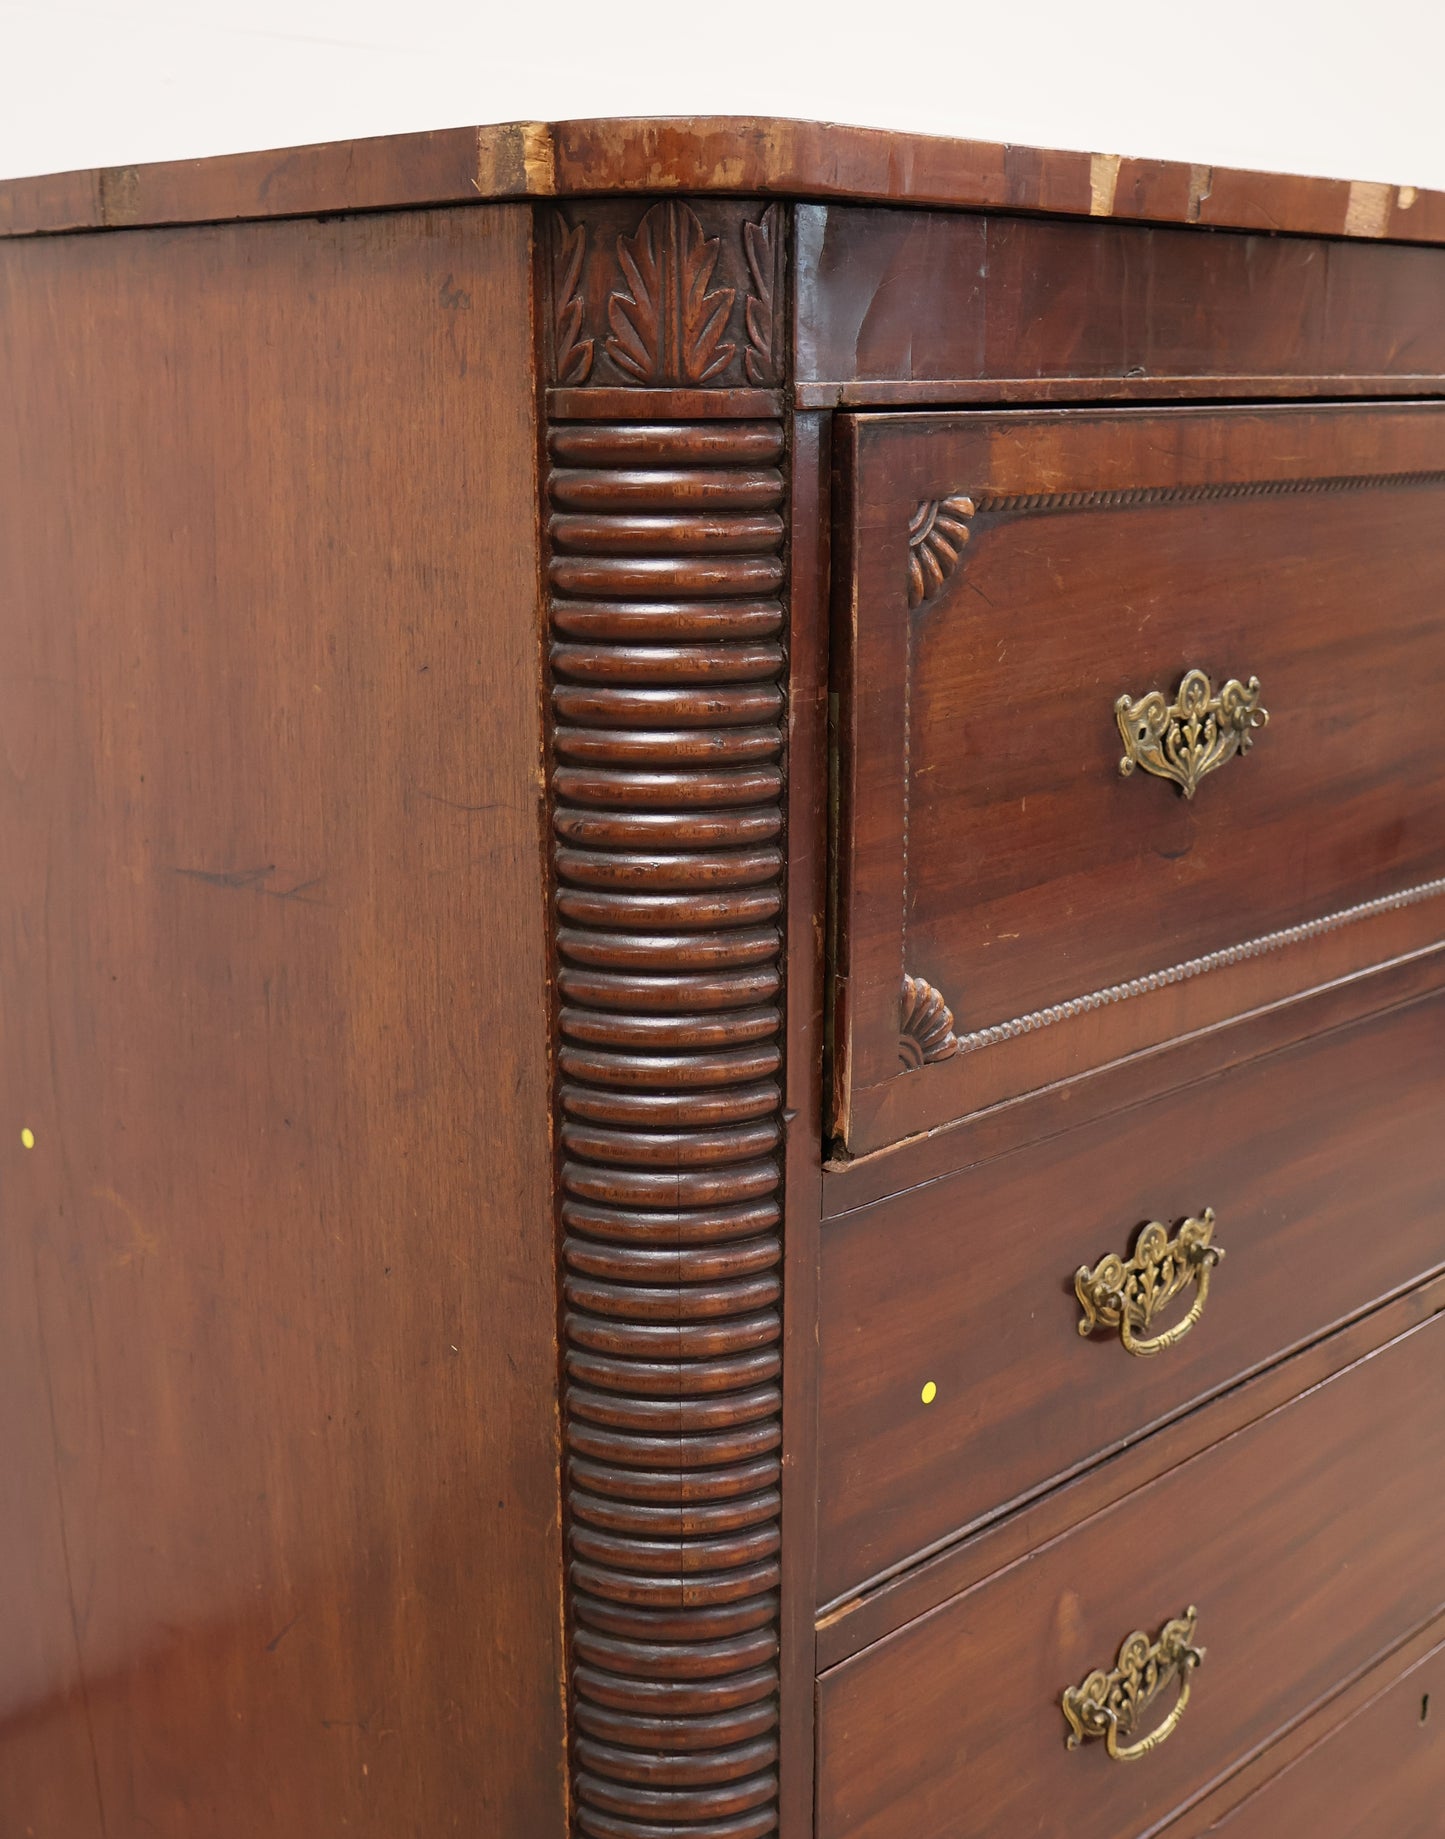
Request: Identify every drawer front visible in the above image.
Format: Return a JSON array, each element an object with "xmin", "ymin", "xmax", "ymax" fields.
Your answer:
[
  {"xmin": 795, "ymin": 206, "xmax": 1445, "ymax": 401},
  {"xmin": 818, "ymin": 985, "xmax": 1445, "ymax": 1605},
  {"xmin": 1203, "ymin": 1639, "xmax": 1445, "ymax": 1838},
  {"xmin": 833, "ymin": 403, "xmax": 1445, "ymax": 1152},
  {"xmin": 817, "ymin": 1310, "xmax": 1445, "ymax": 1839}
]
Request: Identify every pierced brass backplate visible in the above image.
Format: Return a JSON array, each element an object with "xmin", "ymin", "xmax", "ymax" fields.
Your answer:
[
  {"xmin": 1063, "ymin": 1607, "xmax": 1205, "ymax": 1762},
  {"xmin": 1116, "ymin": 668, "xmax": 1268, "ymax": 798},
  {"xmin": 1076, "ymin": 1210, "xmax": 1223, "ymax": 1358}
]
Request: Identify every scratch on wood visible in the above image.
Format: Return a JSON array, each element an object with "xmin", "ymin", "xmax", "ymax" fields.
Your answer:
[
  {"xmin": 265, "ymin": 1611, "xmax": 304, "ymax": 1653},
  {"xmin": 1089, "ymin": 153, "xmax": 1122, "ymax": 217},
  {"xmin": 174, "ymin": 864, "xmax": 275, "ymax": 889},
  {"xmin": 1344, "ymin": 180, "xmax": 1391, "ymax": 238},
  {"xmin": 1187, "ymin": 164, "xmax": 1214, "ymax": 222},
  {"xmin": 171, "ymin": 865, "xmax": 326, "ymax": 903}
]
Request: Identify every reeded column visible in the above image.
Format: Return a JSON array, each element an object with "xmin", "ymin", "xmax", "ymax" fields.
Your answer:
[{"xmin": 541, "ymin": 198, "xmax": 790, "ymax": 1838}]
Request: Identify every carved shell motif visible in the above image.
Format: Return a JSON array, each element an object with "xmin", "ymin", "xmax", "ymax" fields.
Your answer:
[
  {"xmin": 907, "ymin": 494, "xmax": 975, "ymax": 608},
  {"xmin": 899, "ymin": 973, "xmax": 960, "ymax": 1069}
]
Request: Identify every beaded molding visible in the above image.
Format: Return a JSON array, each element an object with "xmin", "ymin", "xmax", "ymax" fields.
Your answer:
[{"xmin": 949, "ymin": 875, "xmax": 1445, "ymax": 1056}]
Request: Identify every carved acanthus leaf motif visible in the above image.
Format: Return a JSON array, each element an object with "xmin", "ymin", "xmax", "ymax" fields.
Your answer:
[
  {"xmin": 908, "ymin": 494, "xmax": 976, "ymax": 608},
  {"xmin": 552, "ymin": 215, "xmax": 593, "ymax": 385},
  {"xmin": 900, "ymin": 973, "xmax": 960, "ymax": 1070},
  {"xmin": 743, "ymin": 203, "xmax": 780, "ymax": 385},
  {"xmin": 606, "ymin": 201, "xmax": 737, "ymax": 386}
]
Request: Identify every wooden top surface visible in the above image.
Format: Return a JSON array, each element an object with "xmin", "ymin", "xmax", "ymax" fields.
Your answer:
[{"xmin": 2, "ymin": 116, "xmax": 1442, "ymax": 244}]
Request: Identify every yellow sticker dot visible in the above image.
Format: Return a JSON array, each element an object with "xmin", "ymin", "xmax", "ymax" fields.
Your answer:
[
  {"xmin": 20, "ymin": 1127, "xmax": 35, "ymax": 1150},
  {"xmin": 920, "ymin": 1381, "xmax": 937, "ymax": 1405}
]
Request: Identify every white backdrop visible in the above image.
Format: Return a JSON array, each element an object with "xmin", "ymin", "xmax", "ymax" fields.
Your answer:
[{"xmin": 2, "ymin": 0, "xmax": 1443, "ymax": 190}]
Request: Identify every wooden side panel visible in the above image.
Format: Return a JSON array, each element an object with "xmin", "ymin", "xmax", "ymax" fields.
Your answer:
[{"xmin": 0, "ymin": 207, "xmax": 565, "ymax": 1835}]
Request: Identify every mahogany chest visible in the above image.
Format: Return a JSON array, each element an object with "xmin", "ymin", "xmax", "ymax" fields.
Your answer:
[{"xmin": 3, "ymin": 117, "xmax": 1444, "ymax": 1837}]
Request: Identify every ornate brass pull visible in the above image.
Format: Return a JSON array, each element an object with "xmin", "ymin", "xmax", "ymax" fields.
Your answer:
[
  {"xmin": 1116, "ymin": 668, "xmax": 1268, "ymax": 799},
  {"xmin": 1076, "ymin": 1210, "xmax": 1223, "ymax": 1358},
  {"xmin": 1063, "ymin": 1608, "xmax": 1205, "ymax": 1762}
]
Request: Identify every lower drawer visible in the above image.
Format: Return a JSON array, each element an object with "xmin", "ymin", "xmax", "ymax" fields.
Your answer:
[
  {"xmin": 816, "ymin": 1306, "xmax": 1445, "ymax": 1839},
  {"xmin": 818, "ymin": 984, "xmax": 1445, "ymax": 1602},
  {"xmin": 1203, "ymin": 1637, "xmax": 1445, "ymax": 1838}
]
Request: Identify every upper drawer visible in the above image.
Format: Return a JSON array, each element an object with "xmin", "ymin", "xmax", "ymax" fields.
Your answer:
[
  {"xmin": 795, "ymin": 206, "xmax": 1445, "ymax": 404},
  {"xmin": 832, "ymin": 403, "xmax": 1445, "ymax": 1153}
]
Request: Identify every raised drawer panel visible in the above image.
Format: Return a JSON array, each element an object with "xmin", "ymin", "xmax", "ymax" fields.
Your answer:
[
  {"xmin": 832, "ymin": 402, "xmax": 1445, "ymax": 1152},
  {"xmin": 816, "ymin": 1309, "xmax": 1445, "ymax": 1839},
  {"xmin": 817, "ymin": 985, "xmax": 1445, "ymax": 1603},
  {"xmin": 1201, "ymin": 1638, "xmax": 1445, "ymax": 1837}
]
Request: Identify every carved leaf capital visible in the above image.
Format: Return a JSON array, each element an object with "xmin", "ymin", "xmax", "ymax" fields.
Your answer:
[
  {"xmin": 743, "ymin": 203, "xmax": 781, "ymax": 385},
  {"xmin": 552, "ymin": 216, "xmax": 594, "ymax": 386},
  {"xmin": 605, "ymin": 200, "xmax": 737, "ymax": 386}
]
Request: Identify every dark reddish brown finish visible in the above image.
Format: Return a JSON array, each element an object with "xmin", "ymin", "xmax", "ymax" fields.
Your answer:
[
  {"xmin": 548, "ymin": 415, "xmax": 790, "ymax": 1839},
  {"xmin": 0, "ymin": 208, "xmax": 565, "ymax": 1832},
  {"xmin": 3, "ymin": 118, "xmax": 1443, "ymax": 248},
  {"xmin": 7, "ymin": 115, "xmax": 1445, "ymax": 1839},
  {"xmin": 824, "ymin": 942, "xmax": 1445, "ymax": 1215},
  {"xmin": 816, "ymin": 1272, "xmax": 1441, "ymax": 1677},
  {"xmin": 817, "ymin": 1309, "xmax": 1445, "ymax": 1839},
  {"xmin": 819, "ymin": 1273, "xmax": 1445, "ymax": 1669},
  {"xmin": 834, "ymin": 402, "xmax": 1445, "ymax": 1152},
  {"xmin": 1158, "ymin": 1610, "xmax": 1445, "ymax": 1837},
  {"xmin": 816, "ymin": 984, "xmax": 1445, "ymax": 1604},
  {"xmin": 776, "ymin": 411, "xmax": 833, "ymax": 1837},
  {"xmin": 546, "ymin": 199, "xmax": 786, "ymax": 393},
  {"xmin": 1202, "ymin": 1637, "xmax": 1445, "ymax": 1837},
  {"xmin": 796, "ymin": 205, "xmax": 1445, "ymax": 400}
]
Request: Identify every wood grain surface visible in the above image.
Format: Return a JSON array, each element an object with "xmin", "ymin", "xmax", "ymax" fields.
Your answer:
[
  {"xmin": 833, "ymin": 402, "xmax": 1445, "ymax": 1151},
  {"xmin": 2, "ymin": 117, "xmax": 1442, "ymax": 246},
  {"xmin": 0, "ymin": 205, "xmax": 565, "ymax": 1835},
  {"xmin": 818, "ymin": 1274, "xmax": 1445, "ymax": 1669},
  {"xmin": 817, "ymin": 985, "xmax": 1445, "ymax": 1605},
  {"xmin": 1200, "ymin": 1636, "xmax": 1445, "ymax": 1837},
  {"xmin": 795, "ymin": 204, "xmax": 1445, "ymax": 399},
  {"xmin": 7, "ymin": 113, "xmax": 1445, "ymax": 1839},
  {"xmin": 817, "ymin": 1308, "xmax": 1445, "ymax": 1839}
]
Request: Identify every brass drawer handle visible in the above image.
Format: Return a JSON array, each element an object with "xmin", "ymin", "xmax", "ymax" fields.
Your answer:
[
  {"xmin": 1075, "ymin": 1210, "xmax": 1223, "ymax": 1358},
  {"xmin": 1063, "ymin": 1607, "xmax": 1204, "ymax": 1762},
  {"xmin": 1116, "ymin": 667, "xmax": 1268, "ymax": 799}
]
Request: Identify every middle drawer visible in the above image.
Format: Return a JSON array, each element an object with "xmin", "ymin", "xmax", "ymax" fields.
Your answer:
[{"xmin": 818, "ymin": 980, "xmax": 1445, "ymax": 1605}]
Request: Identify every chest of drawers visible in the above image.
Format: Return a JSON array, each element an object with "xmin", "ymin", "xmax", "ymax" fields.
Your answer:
[{"xmin": 3, "ymin": 117, "xmax": 1444, "ymax": 1838}]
